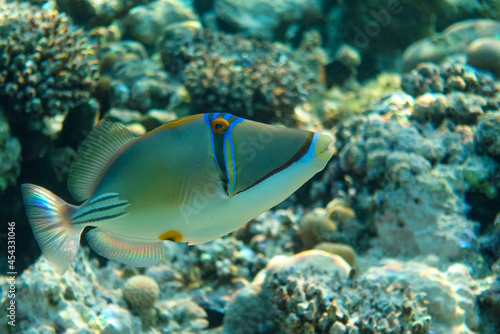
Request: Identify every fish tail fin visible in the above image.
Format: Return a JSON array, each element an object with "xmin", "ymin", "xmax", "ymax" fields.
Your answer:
[{"xmin": 21, "ymin": 183, "xmax": 83, "ymax": 275}]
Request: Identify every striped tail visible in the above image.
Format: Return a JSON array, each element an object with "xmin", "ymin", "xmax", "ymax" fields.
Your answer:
[{"xmin": 21, "ymin": 184, "xmax": 83, "ymax": 275}]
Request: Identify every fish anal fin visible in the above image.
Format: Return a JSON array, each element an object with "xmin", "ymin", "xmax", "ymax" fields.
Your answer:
[
  {"xmin": 86, "ymin": 228, "xmax": 164, "ymax": 267},
  {"xmin": 68, "ymin": 122, "xmax": 135, "ymax": 203}
]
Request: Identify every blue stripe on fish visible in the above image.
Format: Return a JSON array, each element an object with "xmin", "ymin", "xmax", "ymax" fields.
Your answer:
[
  {"xmin": 299, "ymin": 132, "xmax": 320, "ymax": 164},
  {"xmin": 204, "ymin": 114, "xmax": 218, "ymax": 165}
]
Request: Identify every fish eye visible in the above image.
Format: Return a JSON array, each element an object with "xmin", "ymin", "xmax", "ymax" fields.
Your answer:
[{"xmin": 211, "ymin": 118, "xmax": 230, "ymax": 135}]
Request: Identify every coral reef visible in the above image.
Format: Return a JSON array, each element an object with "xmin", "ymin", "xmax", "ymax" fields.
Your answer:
[
  {"xmin": 3, "ymin": 1, "xmax": 500, "ymax": 333},
  {"xmin": 181, "ymin": 237, "xmax": 266, "ymax": 285},
  {"xmin": 402, "ymin": 62, "xmax": 499, "ymax": 99},
  {"xmin": 373, "ymin": 173, "xmax": 478, "ymax": 260},
  {"xmin": 159, "ymin": 28, "xmax": 316, "ymax": 123},
  {"xmin": 233, "ymin": 209, "xmax": 302, "ymax": 260},
  {"xmin": 476, "ymin": 112, "xmax": 500, "ymax": 160},
  {"xmin": 55, "ymin": 0, "xmax": 152, "ymax": 28},
  {"xmin": 98, "ymin": 41, "xmax": 174, "ymax": 114},
  {"xmin": 223, "ymin": 250, "xmax": 352, "ymax": 334},
  {"xmin": 225, "ymin": 250, "xmax": 432, "ymax": 334},
  {"xmin": 0, "ymin": 247, "xmax": 213, "ymax": 333},
  {"xmin": 0, "ymin": 1, "xmax": 99, "ymax": 132},
  {"xmin": 271, "ymin": 274, "xmax": 430, "ymax": 334},
  {"xmin": 364, "ymin": 260, "xmax": 488, "ymax": 333},
  {"xmin": 0, "ymin": 249, "xmax": 140, "ymax": 333},
  {"xmin": 318, "ymin": 65, "xmax": 500, "ymax": 260}
]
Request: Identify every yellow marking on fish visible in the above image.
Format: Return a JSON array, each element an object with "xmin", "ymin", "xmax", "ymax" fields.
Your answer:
[
  {"xmin": 136, "ymin": 114, "xmax": 203, "ymax": 142},
  {"xmin": 159, "ymin": 114, "xmax": 202, "ymax": 129},
  {"xmin": 158, "ymin": 230, "xmax": 183, "ymax": 242}
]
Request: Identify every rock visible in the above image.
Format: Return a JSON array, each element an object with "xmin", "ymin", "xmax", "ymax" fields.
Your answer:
[
  {"xmin": 214, "ymin": 0, "xmax": 323, "ymax": 38},
  {"xmin": 402, "ymin": 19, "xmax": 500, "ymax": 72},
  {"xmin": 55, "ymin": 0, "xmax": 150, "ymax": 27},
  {"xmin": 100, "ymin": 305, "xmax": 138, "ymax": 334},
  {"xmin": 123, "ymin": 0, "xmax": 199, "ymax": 46},
  {"xmin": 467, "ymin": 38, "xmax": 500, "ymax": 77}
]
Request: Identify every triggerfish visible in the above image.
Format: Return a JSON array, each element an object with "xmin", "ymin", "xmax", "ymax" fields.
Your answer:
[{"xmin": 21, "ymin": 113, "xmax": 333, "ymax": 275}]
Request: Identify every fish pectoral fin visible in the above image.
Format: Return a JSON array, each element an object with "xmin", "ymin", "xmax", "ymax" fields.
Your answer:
[
  {"xmin": 86, "ymin": 228, "xmax": 164, "ymax": 267},
  {"xmin": 71, "ymin": 193, "xmax": 129, "ymax": 225}
]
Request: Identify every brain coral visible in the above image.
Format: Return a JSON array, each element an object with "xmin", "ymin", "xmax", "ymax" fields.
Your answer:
[
  {"xmin": 159, "ymin": 26, "xmax": 316, "ymax": 123},
  {"xmin": 122, "ymin": 275, "xmax": 160, "ymax": 310},
  {"xmin": 0, "ymin": 1, "xmax": 99, "ymax": 131}
]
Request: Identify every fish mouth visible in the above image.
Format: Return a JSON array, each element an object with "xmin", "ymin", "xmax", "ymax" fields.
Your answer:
[{"xmin": 314, "ymin": 134, "xmax": 334, "ymax": 162}]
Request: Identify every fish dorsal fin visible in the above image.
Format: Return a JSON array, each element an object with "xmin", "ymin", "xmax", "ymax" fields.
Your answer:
[{"xmin": 68, "ymin": 122, "xmax": 135, "ymax": 202}]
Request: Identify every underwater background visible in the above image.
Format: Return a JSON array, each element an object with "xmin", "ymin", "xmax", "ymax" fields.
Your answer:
[{"xmin": 1, "ymin": 0, "xmax": 500, "ymax": 333}]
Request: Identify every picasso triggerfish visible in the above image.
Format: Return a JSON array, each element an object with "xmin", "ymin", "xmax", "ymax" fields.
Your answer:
[{"xmin": 21, "ymin": 113, "xmax": 333, "ymax": 274}]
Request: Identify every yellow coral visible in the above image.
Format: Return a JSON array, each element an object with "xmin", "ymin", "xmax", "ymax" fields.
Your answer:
[
  {"xmin": 326, "ymin": 198, "xmax": 356, "ymax": 226},
  {"xmin": 314, "ymin": 242, "xmax": 356, "ymax": 267},
  {"xmin": 298, "ymin": 208, "xmax": 337, "ymax": 249}
]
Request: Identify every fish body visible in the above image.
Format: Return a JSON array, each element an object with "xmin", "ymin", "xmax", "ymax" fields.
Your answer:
[{"xmin": 22, "ymin": 113, "xmax": 333, "ymax": 274}]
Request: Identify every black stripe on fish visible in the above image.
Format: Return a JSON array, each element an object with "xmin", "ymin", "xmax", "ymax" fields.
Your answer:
[
  {"xmin": 234, "ymin": 132, "xmax": 314, "ymax": 195},
  {"xmin": 89, "ymin": 193, "xmax": 119, "ymax": 204},
  {"xmin": 72, "ymin": 201, "xmax": 129, "ymax": 221},
  {"xmin": 71, "ymin": 192, "xmax": 129, "ymax": 225},
  {"xmin": 72, "ymin": 211, "xmax": 128, "ymax": 225}
]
